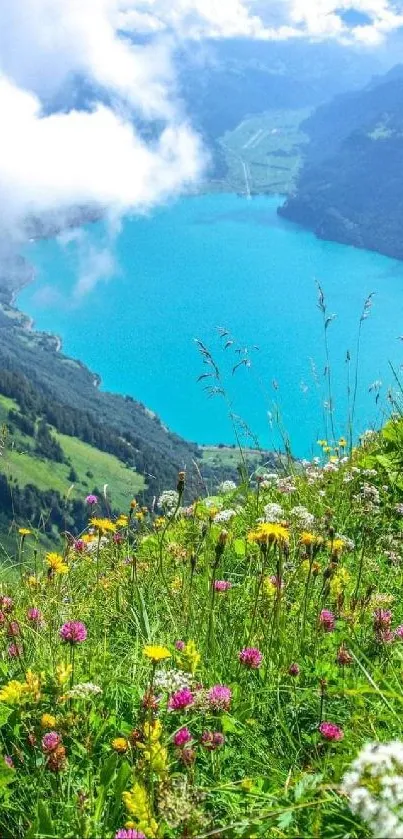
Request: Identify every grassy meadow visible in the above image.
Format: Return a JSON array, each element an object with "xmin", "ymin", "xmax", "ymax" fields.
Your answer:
[{"xmin": 1, "ymin": 416, "xmax": 403, "ymax": 837}]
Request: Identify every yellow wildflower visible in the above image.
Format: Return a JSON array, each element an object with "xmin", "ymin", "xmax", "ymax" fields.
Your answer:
[
  {"xmin": 41, "ymin": 713, "xmax": 57, "ymax": 729},
  {"xmin": 330, "ymin": 456, "xmax": 339, "ymax": 463},
  {"xmin": 46, "ymin": 552, "xmax": 68, "ymax": 574},
  {"xmin": 81, "ymin": 533, "xmax": 96, "ymax": 544},
  {"xmin": 328, "ymin": 538, "xmax": 345, "ymax": 556},
  {"xmin": 300, "ymin": 532, "xmax": 324, "ymax": 548},
  {"xmin": 248, "ymin": 523, "xmax": 289, "ymax": 546},
  {"xmin": 143, "ymin": 645, "xmax": 171, "ymax": 663},
  {"xmin": 317, "ymin": 440, "xmax": 328, "ymax": 447},
  {"xmin": 116, "ymin": 515, "xmax": 129, "ymax": 527},
  {"xmin": 170, "ymin": 576, "xmax": 182, "ymax": 593},
  {"xmin": 25, "ymin": 671, "xmax": 41, "ymax": 702},
  {"xmin": 330, "ymin": 567, "xmax": 351, "ymax": 598},
  {"xmin": 154, "ymin": 517, "xmax": 165, "ymax": 529},
  {"xmin": 130, "ymin": 499, "xmax": 137, "ymax": 509},
  {"xmin": 338, "ymin": 437, "xmax": 347, "ymax": 448},
  {"xmin": 0, "ymin": 679, "xmax": 27, "ymax": 705},
  {"xmin": 18, "ymin": 528, "xmax": 32, "ymax": 537},
  {"xmin": 323, "ymin": 446, "xmax": 333, "ymax": 454},
  {"xmin": 135, "ymin": 512, "xmax": 145, "ymax": 522},
  {"xmin": 55, "ymin": 662, "xmax": 73, "ymax": 686},
  {"xmin": 89, "ymin": 517, "xmax": 116, "ymax": 533},
  {"xmin": 27, "ymin": 575, "xmax": 40, "ymax": 588},
  {"xmin": 122, "ymin": 782, "xmax": 158, "ymax": 837},
  {"xmin": 175, "ymin": 640, "xmax": 200, "ymax": 675},
  {"xmin": 112, "ymin": 737, "xmax": 129, "ymax": 754},
  {"xmin": 263, "ymin": 576, "xmax": 277, "ymax": 598}
]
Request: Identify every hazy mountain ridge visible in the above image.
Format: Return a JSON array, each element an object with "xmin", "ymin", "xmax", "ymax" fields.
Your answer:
[{"xmin": 280, "ymin": 65, "xmax": 403, "ymax": 259}]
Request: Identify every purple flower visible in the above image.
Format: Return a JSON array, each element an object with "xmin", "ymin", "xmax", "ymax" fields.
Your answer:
[
  {"xmin": 288, "ymin": 662, "xmax": 300, "ymax": 677},
  {"xmin": 27, "ymin": 608, "xmax": 42, "ymax": 624},
  {"xmin": 180, "ymin": 748, "xmax": 196, "ymax": 765},
  {"xmin": 4, "ymin": 755, "xmax": 14, "ymax": 769},
  {"xmin": 319, "ymin": 609, "xmax": 335, "ymax": 632},
  {"xmin": 173, "ymin": 727, "xmax": 192, "ymax": 747},
  {"xmin": 0, "ymin": 596, "xmax": 13, "ymax": 613},
  {"xmin": 374, "ymin": 609, "xmax": 392, "ymax": 631},
  {"xmin": 8, "ymin": 643, "xmax": 22, "ymax": 658},
  {"xmin": 115, "ymin": 832, "xmax": 146, "ymax": 839},
  {"xmin": 207, "ymin": 684, "xmax": 232, "ymax": 712},
  {"xmin": 59, "ymin": 621, "xmax": 87, "ymax": 645},
  {"xmin": 7, "ymin": 621, "xmax": 20, "ymax": 637},
  {"xmin": 319, "ymin": 721, "xmax": 344, "ymax": 741},
  {"xmin": 85, "ymin": 494, "xmax": 98, "ymax": 505},
  {"xmin": 238, "ymin": 647, "xmax": 263, "ymax": 669},
  {"xmin": 395, "ymin": 625, "xmax": 403, "ymax": 639},
  {"xmin": 41, "ymin": 732, "xmax": 61, "ymax": 753},
  {"xmin": 201, "ymin": 730, "xmax": 225, "ymax": 750},
  {"xmin": 175, "ymin": 640, "xmax": 185, "ymax": 651},
  {"xmin": 73, "ymin": 540, "xmax": 85, "ymax": 552},
  {"xmin": 214, "ymin": 580, "xmax": 233, "ymax": 592},
  {"xmin": 168, "ymin": 687, "xmax": 194, "ymax": 711}
]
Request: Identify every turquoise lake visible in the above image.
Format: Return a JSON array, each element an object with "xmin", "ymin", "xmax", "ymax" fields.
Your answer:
[{"xmin": 20, "ymin": 193, "xmax": 403, "ymax": 457}]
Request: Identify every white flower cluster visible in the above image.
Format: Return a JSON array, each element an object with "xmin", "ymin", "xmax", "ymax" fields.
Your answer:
[
  {"xmin": 342, "ymin": 741, "xmax": 403, "ymax": 838},
  {"xmin": 158, "ymin": 490, "xmax": 180, "ymax": 512},
  {"xmin": 65, "ymin": 682, "xmax": 103, "ymax": 699},
  {"xmin": 213, "ymin": 509, "xmax": 237, "ymax": 524},
  {"xmin": 263, "ymin": 502, "xmax": 284, "ymax": 523},
  {"xmin": 85, "ymin": 536, "xmax": 108, "ymax": 554},
  {"xmin": 359, "ymin": 483, "xmax": 381, "ymax": 506},
  {"xmin": 154, "ymin": 668, "xmax": 191, "ymax": 694},
  {"xmin": 277, "ymin": 477, "xmax": 296, "ymax": 494},
  {"xmin": 218, "ymin": 480, "xmax": 237, "ymax": 494},
  {"xmin": 290, "ymin": 505, "xmax": 315, "ymax": 529}
]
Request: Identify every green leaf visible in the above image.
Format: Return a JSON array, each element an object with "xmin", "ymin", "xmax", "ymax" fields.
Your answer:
[
  {"xmin": 233, "ymin": 538, "xmax": 246, "ymax": 557},
  {"xmin": 0, "ymin": 705, "xmax": 12, "ymax": 728},
  {"xmin": 37, "ymin": 801, "xmax": 54, "ymax": 837},
  {"xmin": 221, "ymin": 713, "xmax": 243, "ymax": 734},
  {"xmin": 99, "ymin": 753, "xmax": 117, "ymax": 788},
  {"xmin": 111, "ymin": 760, "xmax": 132, "ymax": 821},
  {"xmin": 277, "ymin": 810, "xmax": 294, "ymax": 830}
]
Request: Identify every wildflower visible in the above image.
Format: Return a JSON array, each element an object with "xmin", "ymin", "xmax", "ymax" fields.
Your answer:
[
  {"xmin": 112, "ymin": 738, "xmax": 129, "ymax": 754},
  {"xmin": 8, "ymin": 643, "xmax": 22, "ymax": 658},
  {"xmin": 27, "ymin": 607, "xmax": 43, "ymax": 625},
  {"xmin": 173, "ymin": 727, "xmax": 192, "ymax": 748},
  {"xmin": 4, "ymin": 755, "xmax": 14, "ymax": 768},
  {"xmin": 180, "ymin": 747, "xmax": 196, "ymax": 765},
  {"xmin": 0, "ymin": 679, "xmax": 27, "ymax": 704},
  {"xmin": 374, "ymin": 609, "xmax": 392, "ymax": 633},
  {"xmin": 201, "ymin": 731, "xmax": 225, "ymax": 750},
  {"xmin": 115, "ymin": 831, "xmax": 146, "ymax": 839},
  {"xmin": 65, "ymin": 682, "xmax": 102, "ymax": 699},
  {"xmin": 7, "ymin": 620, "xmax": 20, "ymax": 637},
  {"xmin": 46, "ymin": 744, "xmax": 66, "ymax": 772},
  {"xmin": 175, "ymin": 640, "xmax": 200, "ymax": 674},
  {"xmin": 395, "ymin": 626, "xmax": 403, "ymax": 639},
  {"xmin": 263, "ymin": 502, "xmax": 284, "ymax": 523},
  {"xmin": 290, "ymin": 505, "xmax": 315, "ymax": 529},
  {"xmin": 143, "ymin": 645, "xmax": 171, "ymax": 663},
  {"xmin": 319, "ymin": 609, "xmax": 335, "ymax": 632},
  {"xmin": 18, "ymin": 528, "xmax": 31, "ymax": 537},
  {"xmin": 330, "ymin": 567, "xmax": 351, "ymax": 598},
  {"xmin": 288, "ymin": 663, "xmax": 300, "ymax": 677},
  {"xmin": 158, "ymin": 490, "xmax": 179, "ymax": 513},
  {"xmin": 154, "ymin": 669, "xmax": 191, "ymax": 694},
  {"xmin": 342, "ymin": 741, "xmax": 403, "ymax": 839},
  {"xmin": 89, "ymin": 517, "xmax": 116, "ymax": 533},
  {"xmin": 337, "ymin": 646, "xmax": 353, "ymax": 666},
  {"xmin": 218, "ymin": 480, "xmax": 237, "ymax": 494},
  {"xmin": 168, "ymin": 687, "xmax": 194, "ymax": 711},
  {"xmin": 116, "ymin": 514, "xmax": 129, "ymax": 527},
  {"xmin": 123, "ymin": 781, "xmax": 159, "ymax": 836},
  {"xmin": 59, "ymin": 621, "xmax": 87, "ymax": 645},
  {"xmin": 73, "ymin": 539, "xmax": 85, "ymax": 552},
  {"xmin": 41, "ymin": 714, "xmax": 57, "ymax": 729},
  {"xmin": 328, "ymin": 538, "xmax": 346, "ymax": 556},
  {"xmin": 207, "ymin": 684, "xmax": 232, "ymax": 712},
  {"xmin": 214, "ymin": 580, "xmax": 232, "ymax": 592},
  {"xmin": 42, "ymin": 731, "xmax": 62, "ymax": 753},
  {"xmin": 247, "ymin": 523, "xmax": 289, "ymax": 547},
  {"xmin": 175, "ymin": 640, "xmax": 185, "ymax": 651},
  {"xmin": 319, "ymin": 721, "xmax": 344, "ymax": 741},
  {"xmin": 85, "ymin": 494, "xmax": 98, "ymax": 505},
  {"xmin": 27, "ymin": 575, "xmax": 40, "ymax": 588},
  {"xmin": 55, "ymin": 662, "xmax": 73, "ymax": 686},
  {"xmin": 213, "ymin": 509, "xmax": 236, "ymax": 523},
  {"xmin": 0, "ymin": 596, "xmax": 13, "ymax": 612},
  {"xmin": 46, "ymin": 553, "xmax": 68, "ymax": 574},
  {"xmin": 239, "ymin": 647, "xmax": 263, "ymax": 669}
]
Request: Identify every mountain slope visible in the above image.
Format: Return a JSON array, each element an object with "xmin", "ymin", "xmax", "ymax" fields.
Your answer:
[{"xmin": 279, "ymin": 66, "xmax": 403, "ymax": 259}]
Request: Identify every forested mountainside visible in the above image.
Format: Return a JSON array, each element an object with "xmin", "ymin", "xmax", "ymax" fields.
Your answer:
[{"xmin": 280, "ymin": 66, "xmax": 403, "ymax": 259}]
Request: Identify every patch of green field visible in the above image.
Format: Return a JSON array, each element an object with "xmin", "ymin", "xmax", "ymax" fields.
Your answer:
[
  {"xmin": 209, "ymin": 108, "xmax": 311, "ymax": 195},
  {"xmin": 201, "ymin": 445, "xmax": 269, "ymax": 470}
]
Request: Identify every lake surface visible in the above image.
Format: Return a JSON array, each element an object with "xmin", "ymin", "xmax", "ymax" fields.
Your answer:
[{"xmin": 20, "ymin": 193, "xmax": 403, "ymax": 457}]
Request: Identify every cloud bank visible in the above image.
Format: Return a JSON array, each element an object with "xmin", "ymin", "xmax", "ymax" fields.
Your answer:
[{"xmin": 0, "ymin": 0, "xmax": 402, "ymax": 297}]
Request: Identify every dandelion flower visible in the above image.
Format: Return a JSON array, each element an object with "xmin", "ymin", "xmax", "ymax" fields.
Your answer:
[
  {"xmin": 89, "ymin": 517, "xmax": 116, "ymax": 533},
  {"xmin": 143, "ymin": 645, "xmax": 171, "ymax": 662},
  {"xmin": 247, "ymin": 523, "xmax": 289, "ymax": 546},
  {"xmin": 18, "ymin": 528, "xmax": 31, "ymax": 537},
  {"xmin": 112, "ymin": 737, "xmax": 129, "ymax": 753},
  {"xmin": 46, "ymin": 553, "xmax": 68, "ymax": 574},
  {"xmin": 41, "ymin": 714, "xmax": 57, "ymax": 729}
]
